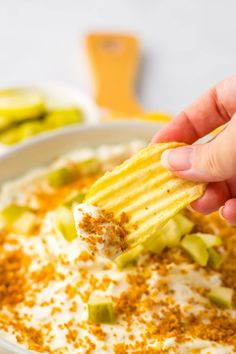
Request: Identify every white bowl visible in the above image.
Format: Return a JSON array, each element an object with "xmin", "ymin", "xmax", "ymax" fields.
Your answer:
[{"xmin": 0, "ymin": 121, "xmax": 161, "ymax": 354}]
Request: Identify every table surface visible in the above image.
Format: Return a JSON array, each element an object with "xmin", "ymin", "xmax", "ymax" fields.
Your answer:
[{"xmin": 0, "ymin": 0, "xmax": 235, "ymax": 115}]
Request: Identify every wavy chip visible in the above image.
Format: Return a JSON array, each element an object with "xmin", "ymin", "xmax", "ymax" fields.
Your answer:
[{"xmin": 85, "ymin": 143, "xmax": 206, "ymax": 247}]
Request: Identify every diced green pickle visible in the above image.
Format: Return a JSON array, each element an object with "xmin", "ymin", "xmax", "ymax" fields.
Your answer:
[
  {"xmin": 208, "ymin": 248, "xmax": 223, "ymax": 269},
  {"xmin": 174, "ymin": 213, "xmax": 194, "ymax": 235},
  {"xmin": 13, "ymin": 211, "xmax": 37, "ymax": 235},
  {"xmin": 165, "ymin": 214, "xmax": 194, "ymax": 247},
  {"xmin": 88, "ymin": 294, "xmax": 114, "ymax": 323},
  {"xmin": 77, "ymin": 158, "xmax": 100, "ymax": 175},
  {"xmin": 208, "ymin": 286, "xmax": 233, "ymax": 308},
  {"xmin": 114, "ymin": 245, "xmax": 143, "ymax": 270},
  {"xmin": 188, "ymin": 232, "xmax": 222, "ymax": 248},
  {"xmin": 142, "ymin": 233, "xmax": 166, "ymax": 254},
  {"xmin": 47, "ymin": 167, "xmax": 77, "ymax": 188},
  {"xmin": 54, "ymin": 206, "xmax": 77, "ymax": 242},
  {"xmin": 181, "ymin": 234, "xmax": 209, "ymax": 266},
  {"xmin": 2, "ymin": 204, "xmax": 32, "ymax": 224},
  {"xmin": 142, "ymin": 213, "xmax": 194, "ymax": 252},
  {"xmin": 1, "ymin": 204, "xmax": 36, "ymax": 234},
  {"xmin": 63, "ymin": 191, "xmax": 85, "ymax": 208}
]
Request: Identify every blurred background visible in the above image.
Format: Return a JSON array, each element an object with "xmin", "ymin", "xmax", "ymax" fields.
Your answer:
[{"xmin": 0, "ymin": 0, "xmax": 235, "ymax": 115}]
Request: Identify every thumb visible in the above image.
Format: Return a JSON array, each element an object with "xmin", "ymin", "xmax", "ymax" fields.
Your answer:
[{"xmin": 161, "ymin": 115, "xmax": 236, "ymax": 182}]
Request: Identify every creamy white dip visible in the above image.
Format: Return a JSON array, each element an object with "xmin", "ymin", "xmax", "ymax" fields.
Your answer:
[{"xmin": 0, "ymin": 141, "xmax": 235, "ymax": 354}]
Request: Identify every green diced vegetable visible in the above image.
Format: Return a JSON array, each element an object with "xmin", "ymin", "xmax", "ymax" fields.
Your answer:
[
  {"xmin": 181, "ymin": 234, "xmax": 209, "ymax": 266},
  {"xmin": 114, "ymin": 245, "xmax": 143, "ymax": 270},
  {"xmin": 88, "ymin": 294, "xmax": 114, "ymax": 323},
  {"xmin": 63, "ymin": 191, "xmax": 85, "ymax": 208},
  {"xmin": 54, "ymin": 206, "xmax": 77, "ymax": 242},
  {"xmin": 2, "ymin": 204, "xmax": 32, "ymax": 224},
  {"xmin": 142, "ymin": 233, "xmax": 166, "ymax": 254},
  {"xmin": 47, "ymin": 167, "xmax": 77, "ymax": 188},
  {"xmin": 208, "ymin": 248, "xmax": 223, "ymax": 269},
  {"xmin": 142, "ymin": 213, "xmax": 193, "ymax": 253},
  {"xmin": 208, "ymin": 286, "xmax": 233, "ymax": 309},
  {"xmin": 1, "ymin": 204, "xmax": 36, "ymax": 235},
  {"xmin": 188, "ymin": 232, "xmax": 222, "ymax": 248},
  {"xmin": 164, "ymin": 213, "xmax": 193, "ymax": 248},
  {"xmin": 174, "ymin": 213, "xmax": 194, "ymax": 236},
  {"xmin": 77, "ymin": 158, "xmax": 100, "ymax": 175},
  {"xmin": 13, "ymin": 211, "xmax": 37, "ymax": 235}
]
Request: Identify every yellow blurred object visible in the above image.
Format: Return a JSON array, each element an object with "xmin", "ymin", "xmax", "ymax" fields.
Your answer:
[
  {"xmin": 140, "ymin": 112, "xmax": 172, "ymax": 123},
  {"xmin": 86, "ymin": 32, "xmax": 171, "ymax": 123},
  {"xmin": 0, "ymin": 89, "xmax": 45, "ymax": 120}
]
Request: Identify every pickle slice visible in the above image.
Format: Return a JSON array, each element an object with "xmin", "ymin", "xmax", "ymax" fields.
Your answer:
[
  {"xmin": 45, "ymin": 107, "xmax": 82, "ymax": 129},
  {"xmin": 88, "ymin": 294, "xmax": 114, "ymax": 323},
  {"xmin": 54, "ymin": 206, "xmax": 77, "ymax": 242},
  {"xmin": 47, "ymin": 167, "xmax": 77, "ymax": 188},
  {"xmin": 181, "ymin": 234, "xmax": 209, "ymax": 266},
  {"xmin": 114, "ymin": 245, "xmax": 143, "ymax": 269},
  {"xmin": 0, "ymin": 89, "xmax": 45, "ymax": 120},
  {"xmin": 0, "ymin": 127, "xmax": 21, "ymax": 145},
  {"xmin": 0, "ymin": 115, "xmax": 13, "ymax": 131},
  {"xmin": 208, "ymin": 248, "xmax": 223, "ymax": 269},
  {"xmin": 18, "ymin": 120, "xmax": 45, "ymax": 140},
  {"xmin": 188, "ymin": 232, "xmax": 222, "ymax": 248},
  {"xmin": 208, "ymin": 286, "xmax": 233, "ymax": 309}
]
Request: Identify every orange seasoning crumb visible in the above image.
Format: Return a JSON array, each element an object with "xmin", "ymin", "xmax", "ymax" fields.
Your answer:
[{"xmin": 78, "ymin": 210, "xmax": 129, "ymax": 258}]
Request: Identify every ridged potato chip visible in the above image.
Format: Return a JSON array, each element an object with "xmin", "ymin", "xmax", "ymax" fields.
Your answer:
[{"xmin": 85, "ymin": 143, "xmax": 206, "ymax": 247}]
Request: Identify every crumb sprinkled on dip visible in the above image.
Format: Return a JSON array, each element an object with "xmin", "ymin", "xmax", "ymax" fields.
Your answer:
[{"xmin": 74, "ymin": 203, "xmax": 128, "ymax": 258}]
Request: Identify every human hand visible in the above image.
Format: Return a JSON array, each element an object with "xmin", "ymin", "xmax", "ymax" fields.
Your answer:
[{"xmin": 152, "ymin": 76, "xmax": 236, "ymax": 225}]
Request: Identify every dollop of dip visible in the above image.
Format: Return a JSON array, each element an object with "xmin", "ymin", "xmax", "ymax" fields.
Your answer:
[{"xmin": 74, "ymin": 203, "xmax": 128, "ymax": 259}]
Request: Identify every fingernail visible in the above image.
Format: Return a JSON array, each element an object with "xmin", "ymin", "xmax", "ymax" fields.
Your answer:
[
  {"xmin": 161, "ymin": 146, "xmax": 193, "ymax": 171},
  {"xmin": 219, "ymin": 206, "xmax": 226, "ymax": 220}
]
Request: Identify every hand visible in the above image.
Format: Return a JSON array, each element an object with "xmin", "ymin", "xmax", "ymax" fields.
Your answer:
[{"xmin": 152, "ymin": 76, "xmax": 236, "ymax": 225}]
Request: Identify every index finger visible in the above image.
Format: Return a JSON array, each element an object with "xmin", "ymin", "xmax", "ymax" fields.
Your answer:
[{"xmin": 152, "ymin": 76, "xmax": 236, "ymax": 144}]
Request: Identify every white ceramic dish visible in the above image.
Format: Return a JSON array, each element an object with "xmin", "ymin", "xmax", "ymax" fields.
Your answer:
[{"xmin": 0, "ymin": 121, "xmax": 161, "ymax": 354}]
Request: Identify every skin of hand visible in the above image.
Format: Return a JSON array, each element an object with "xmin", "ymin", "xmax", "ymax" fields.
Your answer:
[{"xmin": 152, "ymin": 75, "xmax": 236, "ymax": 225}]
